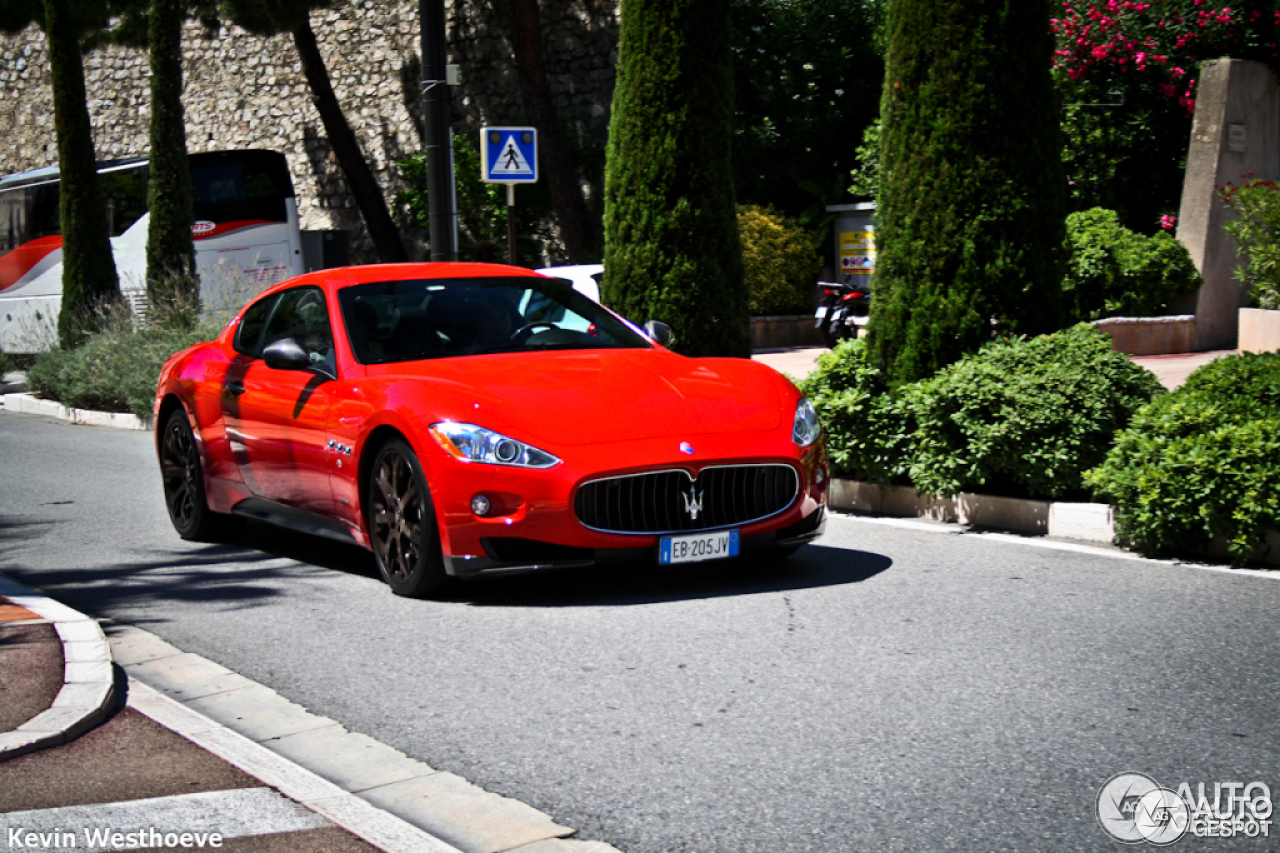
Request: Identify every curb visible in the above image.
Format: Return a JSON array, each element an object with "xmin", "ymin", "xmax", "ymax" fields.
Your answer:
[
  {"xmin": 1, "ymin": 392, "xmax": 148, "ymax": 430},
  {"xmin": 110, "ymin": 623, "xmax": 620, "ymax": 853},
  {"xmin": 0, "ymin": 573, "xmax": 117, "ymax": 761},
  {"xmin": 830, "ymin": 478, "xmax": 1280, "ymax": 567},
  {"xmin": 829, "ymin": 479, "xmax": 1117, "ymax": 543}
]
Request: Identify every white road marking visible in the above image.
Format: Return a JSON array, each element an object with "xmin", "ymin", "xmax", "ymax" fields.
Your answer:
[{"xmin": 830, "ymin": 512, "xmax": 1280, "ymax": 579}]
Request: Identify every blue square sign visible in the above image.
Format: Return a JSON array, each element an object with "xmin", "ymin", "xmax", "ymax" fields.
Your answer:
[{"xmin": 481, "ymin": 126, "xmax": 538, "ymax": 184}]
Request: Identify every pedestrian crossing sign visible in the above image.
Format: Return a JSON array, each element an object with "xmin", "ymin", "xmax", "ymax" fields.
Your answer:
[{"xmin": 481, "ymin": 126, "xmax": 538, "ymax": 184}]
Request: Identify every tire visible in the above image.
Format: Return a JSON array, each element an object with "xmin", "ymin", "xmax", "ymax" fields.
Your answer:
[
  {"xmin": 160, "ymin": 408, "xmax": 239, "ymax": 541},
  {"xmin": 366, "ymin": 438, "xmax": 451, "ymax": 598},
  {"xmin": 818, "ymin": 316, "xmax": 840, "ymax": 348}
]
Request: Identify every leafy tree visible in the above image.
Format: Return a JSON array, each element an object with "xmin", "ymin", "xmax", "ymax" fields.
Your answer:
[
  {"xmin": 603, "ymin": 0, "xmax": 749, "ymax": 358},
  {"xmin": 398, "ymin": 135, "xmax": 555, "ymax": 264},
  {"xmin": 220, "ymin": 0, "xmax": 407, "ymax": 263},
  {"xmin": 1222, "ymin": 178, "xmax": 1280, "ymax": 309},
  {"xmin": 847, "ymin": 120, "xmax": 881, "ymax": 200},
  {"xmin": 1052, "ymin": 1, "xmax": 1280, "ymax": 232},
  {"xmin": 869, "ymin": 0, "xmax": 1067, "ymax": 385},
  {"xmin": 731, "ymin": 0, "xmax": 886, "ymax": 221},
  {"xmin": 0, "ymin": 0, "xmax": 123, "ymax": 347}
]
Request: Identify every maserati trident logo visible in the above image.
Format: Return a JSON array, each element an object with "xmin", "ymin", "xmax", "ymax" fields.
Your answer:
[{"xmin": 682, "ymin": 484, "xmax": 704, "ymax": 521}]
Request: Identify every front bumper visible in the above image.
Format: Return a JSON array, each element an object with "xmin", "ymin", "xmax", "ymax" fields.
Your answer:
[{"xmin": 442, "ymin": 504, "xmax": 827, "ymax": 579}]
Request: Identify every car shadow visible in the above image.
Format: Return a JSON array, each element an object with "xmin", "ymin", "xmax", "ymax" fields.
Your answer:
[
  {"xmin": 0, "ymin": 511, "xmax": 887, "ymax": 613},
  {"xmin": 0, "ymin": 514, "xmax": 379, "ymax": 624},
  {"xmin": 234, "ymin": 520, "xmax": 381, "ymax": 581},
  {"xmin": 449, "ymin": 543, "xmax": 891, "ymax": 608}
]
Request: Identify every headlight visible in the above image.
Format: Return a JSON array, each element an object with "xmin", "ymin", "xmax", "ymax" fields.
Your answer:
[
  {"xmin": 429, "ymin": 422, "xmax": 561, "ymax": 469},
  {"xmin": 792, "ymin": 397, "xmax": 821, "ymax": 448}
]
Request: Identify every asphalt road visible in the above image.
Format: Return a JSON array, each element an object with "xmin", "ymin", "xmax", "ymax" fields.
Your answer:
[{"xmin": 2, "ymin": 410, "xmax": 1278, "ymax": 852}]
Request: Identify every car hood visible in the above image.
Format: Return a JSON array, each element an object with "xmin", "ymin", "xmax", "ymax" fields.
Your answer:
[{"xmin": 377, "ymin": 349, "xmax": 786, "ymax": 447}]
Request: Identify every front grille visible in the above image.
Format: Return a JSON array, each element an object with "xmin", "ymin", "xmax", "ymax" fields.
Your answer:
[{"xmin": 575, "ymin": 464, "xmax": 799, "ymax": 534}]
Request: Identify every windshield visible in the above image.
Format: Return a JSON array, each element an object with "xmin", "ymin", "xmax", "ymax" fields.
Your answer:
[{"xmin": 338, "ymin": 276, "xmax": 651, "ymax": 365}]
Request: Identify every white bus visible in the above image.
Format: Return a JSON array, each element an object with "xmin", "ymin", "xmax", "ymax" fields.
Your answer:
[{"xmin": 0, "ymin": 149, "xmax": 304, "ymax": 351}]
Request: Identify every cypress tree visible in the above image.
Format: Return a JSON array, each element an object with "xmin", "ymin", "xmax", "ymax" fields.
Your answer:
[
  {"xmin": 146, "ymin": 0, "xmax": 198, "ymax": 324},
  {"xmin": 868, "ymin": 0, "xmax": 1067, "ymax": 385},
  {"xmin": 43, "ymin": 0, "xmax": 123, "ymax": 347},
  {"xmin": 602, "ymin": 0, "xmax": 750, "ymax": 358}
]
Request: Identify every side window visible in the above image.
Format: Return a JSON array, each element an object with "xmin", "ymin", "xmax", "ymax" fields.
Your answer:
[
  {"xmin": 263, "ymin": 286, "xmax": 333, "ymax": 365},
  {"xmin": 235, "ymin": 294, "xmax": 278, "ymax": 357}
]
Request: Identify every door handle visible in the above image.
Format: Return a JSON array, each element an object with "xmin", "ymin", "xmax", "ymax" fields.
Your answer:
[{"xmin": 225, "ymin": 382, "xmax": 246, "ymax": 396}]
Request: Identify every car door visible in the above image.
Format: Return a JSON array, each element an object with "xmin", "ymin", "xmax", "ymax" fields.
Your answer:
[{"xmin": 222, "ymin": 285, "xmax": 336, "ymax": 515}]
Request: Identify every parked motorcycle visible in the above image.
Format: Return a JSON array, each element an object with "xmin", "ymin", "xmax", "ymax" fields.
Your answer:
[{"xmin": 814, "ymin": 275, "xmax": 872, "ymax": 347}]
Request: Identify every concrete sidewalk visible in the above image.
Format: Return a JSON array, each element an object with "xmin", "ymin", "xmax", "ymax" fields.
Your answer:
[{"xmin": 0, "ymin": 572, "xmax": 617, "ymax": 853}]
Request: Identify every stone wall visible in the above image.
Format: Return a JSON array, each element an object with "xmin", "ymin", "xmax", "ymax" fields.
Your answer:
[{"xmin": 0, "ymin": 0, "xmax": 620, "ymax": 263}]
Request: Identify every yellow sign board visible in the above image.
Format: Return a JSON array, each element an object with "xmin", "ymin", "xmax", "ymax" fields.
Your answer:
[{"xmin": 839, "ymin": 230, "xmax": 876, "ymax": 276}]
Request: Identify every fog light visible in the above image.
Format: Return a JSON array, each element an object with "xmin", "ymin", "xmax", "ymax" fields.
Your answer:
[
  {"xmin": 471, "ymin": 494, "xmax": 492, "ymax": 516},
  {"xmin": 816, "ymin": 465, "xmax": 828, "ymax": 486}
]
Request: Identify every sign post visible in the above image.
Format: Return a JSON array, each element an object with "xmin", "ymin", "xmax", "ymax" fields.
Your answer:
[{"xmin": 481, "ymin": 127, "xmax": 538, "ymax": 265}]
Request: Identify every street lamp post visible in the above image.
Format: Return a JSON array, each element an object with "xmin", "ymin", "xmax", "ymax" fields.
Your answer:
[{"xmin": 420, "ymin": 0, "xmax": 456, "ymax": 262}]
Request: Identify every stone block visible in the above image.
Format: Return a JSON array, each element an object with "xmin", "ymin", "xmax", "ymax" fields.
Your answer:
[{"xmin": 1238, "ymin": 307, "xmax": 1280, "ymax": 353}]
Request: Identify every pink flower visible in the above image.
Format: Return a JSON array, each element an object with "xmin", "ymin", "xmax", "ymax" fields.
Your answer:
[{"xmin": 1160, "ymin": 214, "xmax": 1177, "ymax": 230}]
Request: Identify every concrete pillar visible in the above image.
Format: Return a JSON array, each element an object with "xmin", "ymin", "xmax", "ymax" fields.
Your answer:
[{"xmin": 1174, "ymin": 59, "xmax": 1280, "ymax": 351}]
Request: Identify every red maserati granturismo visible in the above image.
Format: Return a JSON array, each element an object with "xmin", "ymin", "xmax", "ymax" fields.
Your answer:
[{"xmin": 155, "ymin": 263, "xmax": 828, "ymax": 597}]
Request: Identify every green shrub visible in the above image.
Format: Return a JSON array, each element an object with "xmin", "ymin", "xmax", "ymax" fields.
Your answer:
[
  {"xmin": 907, "ymin": 324, "xmax": 1164, "ymax": 500},
  {"xmin": 797, "ymin": 338, "xmax": 913, "ymax": 483},
  {"xmin": 802, "ymin": 325, "xmax": 1163, "ymax": 499},
  {"xmin": 1086, "ymin": 352, "xmax": 1280, "ymax": 562},
  {"xmin": 1222, "ymin": 179, "xmax": 1280, "ymax": 310},
  {"xmin": 27, "ymin": 305, "xmax": 216, "ymax": 421},
  {"xmin": 1062, "ymin": 208, "xmax": 1202, "ymax": 322},
  {"xmin": 738, "ymin": 204, "xmax": 820, "ymax": 315}
]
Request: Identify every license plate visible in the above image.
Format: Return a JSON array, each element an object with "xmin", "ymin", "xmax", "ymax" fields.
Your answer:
[
  {"xmin": 814, "ymin": 306, "xmax": 828, "ymax": 324},
  {"xmin": 659, "ymin": 530, "xmax": 740, "ymax": 565}
]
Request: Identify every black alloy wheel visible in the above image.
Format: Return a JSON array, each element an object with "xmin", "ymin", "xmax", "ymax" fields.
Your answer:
[
  {"xmin": 160, "ymin": 408, "xmax": 237, "ymax": 541},
  {"xmin": 367, "ymin": 438, "xmax": 450, "ymax": 598}
]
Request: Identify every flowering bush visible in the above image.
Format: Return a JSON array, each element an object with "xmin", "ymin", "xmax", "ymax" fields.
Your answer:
[
  {"xmin": 1053, "ymin": 1, "xmax": 1279, "ymax": 115},
  {"xmin": 1053, "ymin": 1, "xmax": 1279, "ymax": 233},
  {"xmin": 1221, "ymin": 178, "xmax": 1280, "ymax": 309}
]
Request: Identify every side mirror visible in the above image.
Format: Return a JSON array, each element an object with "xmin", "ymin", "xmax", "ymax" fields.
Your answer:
[
  {"xmin": 644, "ymin": 320, "xmax": 675, "ymax": 348},
  {"xmin": 263, "ymin": 337, "xmax": 311, "ymax": 370}
]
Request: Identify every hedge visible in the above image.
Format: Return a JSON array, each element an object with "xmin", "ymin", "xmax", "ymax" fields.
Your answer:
[
  {"xmin": 1085, "ymin": 352, "xmax": 1280, "ymax": 562},
  {"xmin": 801, "ymin": 324, "xmax": 1164, "ymax": 500}
]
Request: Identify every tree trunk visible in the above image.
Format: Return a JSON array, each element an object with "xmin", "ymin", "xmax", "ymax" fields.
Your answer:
[
  {"xmin": 292, "ymin": 18, "xmax": 407, "ymax": 263},
  {"xmin": 44, "ymin": 0, "xmax": 121, "ymax": 347},
  {"xmin": 508, "ymin": 0, "xmax": 596, "ymax": 262},
  {"xmin": 146, "ymin": 0, "xmax": 198, "ymax": 324}
]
